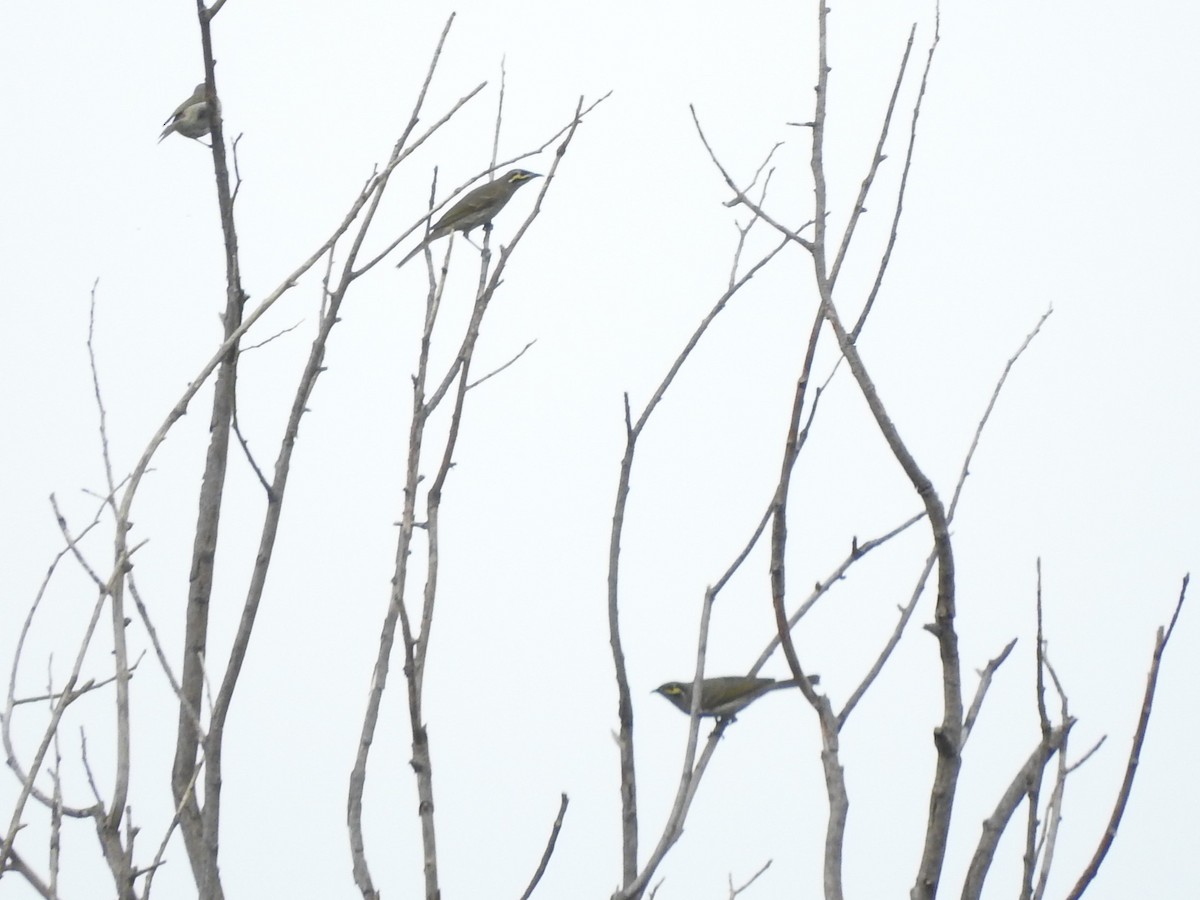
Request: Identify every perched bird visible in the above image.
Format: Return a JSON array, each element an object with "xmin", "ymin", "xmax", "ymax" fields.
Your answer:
[
  {"xmin": 159, "ymin": 83, "xmax": 213, "ymax": 143},
  {"xmin": 654, "ymin": 675, "xmax": 818, "ymax": 719},
  {"xmin": 396, "ymin": 168, "xmax": 541, "ymax": 267}
]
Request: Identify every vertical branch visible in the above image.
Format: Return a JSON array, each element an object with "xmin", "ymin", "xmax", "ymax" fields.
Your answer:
[
  {"xmin": 614, "ymin": 585, "xmax": 724, "ymax": 900},
  {"xmin": 767, "ymin": 309, "xmax": 843, "ymax": 900},
  {"xmin": 346, "ymin": 33, "xmax": 459, "ymax": 886},
  {"xmin": 405, "ymin": 292, "xmax": 447, "ymax": 900},
  {"xmin": 47, "ymin": 672, "xmax": 63, "ymax": 898},
  {"xmin": 170, "ymin": 5, "xmax": 248, "ymax": 896},
  {"xmin": 85, "ymin": 283, "xmax": 137, "ymax": 889},
  {"xmin": 347, "ymin": 73, "xmax": 594, "ymax": 900},
  {"xmin": 809, "ymin": 0, "xmax": 830, "ymax": 276},
  {"xmin": 1021, "ymin": 562, "xmax": 1053, "ymax": 900},
  {"xmin": 348, "ymin": 264, "xmax": 438, "ymax": 899},
  {"xmin": 805, "ymin": 5, "xmax": 960, "ymax": 897},
  {"xmin": 1032, "ymin": 660, "xmax": 1094, "ymax": 900},
  {"xmin": 608, "ymin": 393, "xmax": 640, "ymax": 889},
  {"xmin": 403, "ymin": 281, "xmax": 495, "ymax": 900},
  {"xmin": 606, "ymin": 234, "xmax": 791, "ymax": 896}
]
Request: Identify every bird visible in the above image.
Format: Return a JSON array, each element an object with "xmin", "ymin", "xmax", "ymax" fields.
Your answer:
[
  {"xmin": 396, "ymin": 168, "xmax": 541, "ymax": 268},
  {"xmin": 653, "ymin": 675, "xmax": 818, "ymax": 718},
  {"xmin": 159, "ymin": 83, "xmax": 214, "ymax": 143}
]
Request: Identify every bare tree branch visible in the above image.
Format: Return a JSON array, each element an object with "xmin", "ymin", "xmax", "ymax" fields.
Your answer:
[
  {"xmin": 1065, "ymin": 736, "xmax": 1107, "ymax": 775},
  {"xmin": 690, "ymin": 107, "xmax": 817, "ymax": 253},
  {"xmin": 1, "ymin": 845, "xmax": 54, "ymax": 899},
  {"xmin": 961, "ymin": 638, "xmax": 1018, "ymax": 749},
  {"xmin": 606, "ymin": 221, "xmax": 796, "ymax": 900},
  {"xmin": 467, "ymin": 339, "xmax": 537, "ymax": 391},
  {"xmin": 517, "ymin": 793, "xmax": 569, "ymax": 900},
  {"xmin": 350, "ymin": 80, "xmax": 597, "ymax": 900},
  {"xmin": 728, "ymin": 859, "xmax": 772, "ymax": 897},
  {"xmin": 758, "ymin": 511, "xmax": 925, "ymax": 676},
  {"xmin": 828, "ymin": 24, "xmax": 917, "ymax": 289},
  {"xmin": 851, "ymin": 10, "xmax": 941, "ymax": 339},
  {"xmin": 0, "ymin": 584, "xmax": 108, "ymax": 871},
  {"xmin": 1064, "ymin": 575, "xmax": 1190, "ymax": 900},
  {"xmin": 960, "ymin": 726, "xmax": 1070, "ymax": 900},
  {"xmin": 1032, "ymin": 653, "xmax": 1073, "ymax": 900}
]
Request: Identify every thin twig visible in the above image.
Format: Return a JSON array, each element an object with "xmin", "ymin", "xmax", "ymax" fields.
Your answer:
[
  {"xmin": 729, "ymin": 859, "xmax": 773, "ymax": 897},
  {"xmin": 960, "ymin": 638, "xmax": 1018, "ymax": 748},
  {"xmin": 691, "ymin": 107, "xmax": 816, "ymax": 253},
  {"xmin": 239, "ymin": 320, "xmax": 303, "ymax": 353},
  {"xmin": 1065, "ymin": 736, "xmax": 1106, "ymax": 775},
  {"xmin": 828, "ymin": 25, "xmax": 916, "ymax": 289},
  {"xmin": 467, "ymin": 339, "xmax": 537, "ymax": 391},
  {"xmin": 128, "ymin": 575, "xmax": 204, "ymax": 739},
  {"xmin": 759, "ymin": 512, "xmax": 925, "ymax": 676},
  {"xmin": 851, "ymin": 8, "xmax": 941, "ymax": 340},
  {"xmin": 13, "ymin": 656, "xmax": 141, "ymax": 706}
]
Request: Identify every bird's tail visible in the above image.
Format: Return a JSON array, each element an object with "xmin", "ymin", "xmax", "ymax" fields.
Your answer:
[
  {"xmin": 396, "ymin": 241, "xmax": 428, "ymax": 269},
  {"xmin": 776, "ymin": 674, "xmax": 821, "ymax": 689}
]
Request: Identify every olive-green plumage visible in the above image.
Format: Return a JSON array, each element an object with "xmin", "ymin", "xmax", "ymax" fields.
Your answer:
[
  {"xmin": 159, "ymin": 83, "xmax": 214, "ymax": 143},
  {"xmin": 397, "ymin": 168, "xmax": 541, "ymax": 267},
  {"xmin": 654, "ymin": 676, "xmax": 817, "ymax": 718}
]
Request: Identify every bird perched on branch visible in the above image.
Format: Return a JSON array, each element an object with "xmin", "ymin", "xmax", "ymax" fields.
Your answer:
[
  {"xmin": 654, "ymin": 675, "xmax": 818, "ymax": 718},
  {"xmin": 396, "ymin": 168, "xmax": 541, "ymax": 268},
  {"xmin": 159, "ymin": 83, "xmax": 214, "ymax": 143}
]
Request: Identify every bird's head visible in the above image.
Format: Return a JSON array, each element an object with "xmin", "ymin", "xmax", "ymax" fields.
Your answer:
[
  {"xmin": 652, "ymin": 682, "xmax": 693, "ymax": 713},
  {"xmin": 502, "ymin": 169, "xmax": 542, "ymax": 187}
]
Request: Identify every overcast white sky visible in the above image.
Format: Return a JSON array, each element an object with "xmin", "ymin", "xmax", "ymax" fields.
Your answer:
[{"xmin": 2, "ymin": 1, "xmax": 1198, "ymax": 898}]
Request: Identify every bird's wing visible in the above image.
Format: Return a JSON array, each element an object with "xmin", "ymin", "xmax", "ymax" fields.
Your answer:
[
  {"xmin": 430, "ymin": 185, "xmax": 502, "ymax": 231},
  {"xmin": 162, "ymin": 86, "xmax": 206, "ymax": 125}
]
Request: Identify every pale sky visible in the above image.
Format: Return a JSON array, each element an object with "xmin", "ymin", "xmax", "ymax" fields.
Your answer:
[{"xmin": 2, "ymin": 1, "xmax": 1198, "ymax": 898}]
